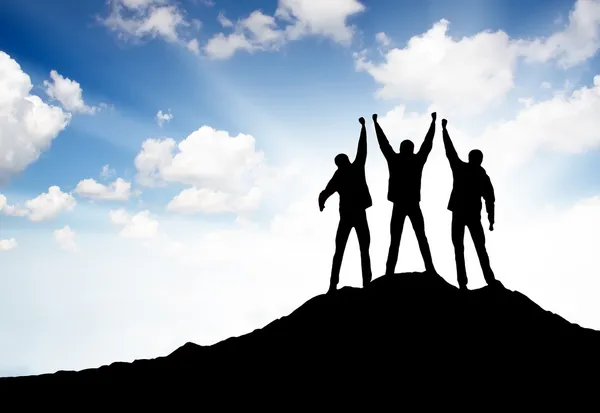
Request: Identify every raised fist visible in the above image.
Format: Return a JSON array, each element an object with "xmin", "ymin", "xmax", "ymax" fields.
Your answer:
[
  {"xmin": 359, "ymin": 117, "xmax": 365, "ymax": 125},
  {"xmin": 489, "ymin": 223, "xmax": 494, "ymax": 231},
  {"xmin": 442, "ymin": 119, "xmax": 447, "ymax": 128},
  {"xmin": 372, "ymin": 114, "xmax": 378, "ymax": 122},
  {"xmin": 431, "ymin": 112, "xmax": 437, "ymax": 121}
]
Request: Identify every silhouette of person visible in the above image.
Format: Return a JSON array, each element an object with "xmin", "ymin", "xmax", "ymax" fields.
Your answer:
[
  {"xmin": 441, "ymin": 118, "xmax": 502, "ymax": 290},
  {"xmin": 372, "ymin": 112, "xmax": 437, "ymax": 276},
  {"xmin": 319, "ymin": 117, "xmax": 373, "ymax": 294}
]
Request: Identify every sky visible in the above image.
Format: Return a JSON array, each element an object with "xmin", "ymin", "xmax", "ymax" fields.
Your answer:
[{"xmin": 2, "ymin": 0, "xmax": 600, "ymax": 377}]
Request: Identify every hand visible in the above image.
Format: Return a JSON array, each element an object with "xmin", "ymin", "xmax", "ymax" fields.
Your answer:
[
  {"xmin": 359, "ymin": 117, "xmax": 365, "ymax": 125},
  {"xmin": 442, "ymin": 119, "xmax": 447, "ymax": 128},
  {"xmin": 489, "ymin": 223, "xmax": 494, "ymax": 231},
  {"xmin": 431, "ymin": 112, "xmax": 437, "ymax": 121},
  {"xmin": 319, "ymin": 203, "xmax": 325, "ymax": 212},
  {"xmin": 372, "ymin": 114, "xmax": 378, "ymax": 122}
]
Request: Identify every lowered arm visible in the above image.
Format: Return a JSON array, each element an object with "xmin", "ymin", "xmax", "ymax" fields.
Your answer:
[
  {"xmin": 483, "ymin": 173, "xmax": 495, "ymax": 229},
  {"xmin": 319, "ymin": 173, "xmax": 338, "ymax": 211}
]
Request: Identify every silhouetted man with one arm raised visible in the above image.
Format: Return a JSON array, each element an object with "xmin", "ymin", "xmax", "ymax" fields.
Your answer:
[
  {"xmin": 441, "ymin": 118, "xmax": 502, "ymax": 290},
  {"xmin": 372, "ymin": 112, "xmax": 437, "ymax": 276},
  {"xmin": 319, "ymin": 117, "xmax": 373, "ymax": 294}
]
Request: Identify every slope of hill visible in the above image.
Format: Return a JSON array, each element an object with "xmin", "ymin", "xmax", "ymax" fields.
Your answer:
[{"xmin": 1, "ymin": 271, "xmax": 599, "ymax": 400}]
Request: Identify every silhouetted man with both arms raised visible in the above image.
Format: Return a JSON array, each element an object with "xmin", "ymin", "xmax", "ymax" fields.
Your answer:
[
  {"xmin": 441, "ymin": 118, "xmax": 501, "ymax": 290},
  {"xmin": 319, "ymin": 117, "xmax": 372, "ymax": 294},
  {"xmin": 372, "ymin": 112, "xmax": 437, "ymax": 276}
]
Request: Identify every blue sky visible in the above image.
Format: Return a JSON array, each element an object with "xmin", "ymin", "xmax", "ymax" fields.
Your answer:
[{"xmin": 3, "ymin": 0, "xmax": 600, "ymax": 376}]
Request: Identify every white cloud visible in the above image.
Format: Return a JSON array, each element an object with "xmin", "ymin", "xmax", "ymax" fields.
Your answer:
[
  {"xmin": 43, "ymin": 70, "xmax": 99, "ymax": 114},
  {"xmin": 134, "ymin": 125, "xmax": 265, "ymax": 192},
  {"xmin": 355, "ymin": 1, "xmax": 600, "ymax": 115},
  {"xmin": 204, "ymin": 11, "xmax": 285, "ymax": 59},
  {"xmin": 186, "ymin": 39, "xmax": 200, "ymax": 54},
  {"xmin": 217, "ymin": 11, "xmax": 233, "ymax": 28},
  {"xmin": 354, "ymin": 19, "xmax": 519, "ymax": 115},
  {"xmin": 204, "ymin": 0, "xmax": 365, "ymax": 59},
  {"xmin": 25, "ymin": 186, "xmax": 76, "ymax": 222},
  {"xmin": 541, "ymin": 81, "xmax": 552, "ymax": 89},
  {"xmin": 477, "ymin": 74, "xmax": 600, "ymax": 173},
  {"xmin": 102, "ymin": 0, "xmax": 190, "ymax": 45},
  {"xmin": 74, "ymin": 178, "xmax": 132, "ymax": 201},
  {"xmin": 375, "ymin": 32, "xmax": 390, "ymax": 47},
  {"xmin": 54, "ymin": 226, "xmax": 79, "ymax": 252},
  {"xmin": 0, "ymin": 51, "xmax": 71, "ymax": 182},
  {"xmin": 156, "ymin": 109, "xmax": 173, "ymax": 126},
  {"xmin": 0, "ymin": 238, "xmax": 17, "ymax": 252},
  {"xmin": 275, "ymin": 0, "xmax": 365, "ymax": 44},
  {"xmin": 0, "ymin": 194, "xmax": 28, "ymax": 217},
  {"xmin": 109, "ymin": 208, "xmax": 159, "ymax": 239},
  {"xmin": 100, "ymin": 164, "xmax": 116, "ymax": 179},
  {"xmin": 518, "ymin": 0, "xmax": 600, "ymax": 69},
  {"xmin": 167, "ymin": 186, "xmax": 262, "ymax": 214}
]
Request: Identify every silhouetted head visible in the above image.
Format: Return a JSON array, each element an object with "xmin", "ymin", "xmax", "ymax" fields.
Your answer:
[
  {"xmin": 335, "ymin": 153, "xmax": 351, "ymax": 168},
  {"xmin": 400, "ymin": 140, "xmax": 414, "ymax": 154},
  {"xmin": 468, "ymin": 149, "xmax": 483, "ymax": 166}
]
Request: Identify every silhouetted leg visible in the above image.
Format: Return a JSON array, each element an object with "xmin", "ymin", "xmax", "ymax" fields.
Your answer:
[
  {"xmin": 451, "ymin": 213, "xmax": 468, "ymax": 289},
  {"xmin": 330, "ymin": 218, "xmax": 352, "ymax": 293},
  {"xmin": 409, "ymin": 205, "xmax": 436, "ymax": 273},
  {"xmin": 467, "ymin": 218, "xmax": 497, "ymax": 285},
  {"xmin": 354, "ymin": 211, "xmax": 372, "ymax": 287},
  {"xmin": 386, "ymin": 204, "xmax": 407, "ymax": 276}
]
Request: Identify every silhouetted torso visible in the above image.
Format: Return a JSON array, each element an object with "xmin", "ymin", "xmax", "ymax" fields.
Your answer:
[
  {"xmin": 447, "ymin": 160, "xmax": 494, "ymax": 217},
  {"xmin": 330, "ymin": 163, "xmax": 372, "ymax": 216},
  {"xmin": 386, "ymin": 152, "xmax": 427, "ymax": 205}
]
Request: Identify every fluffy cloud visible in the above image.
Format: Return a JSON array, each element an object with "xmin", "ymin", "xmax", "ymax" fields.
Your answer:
[
  {"xmin": 135, "ymin": 125, "xmax": 272, "ymax": 215},
  {"xmin": 109, "ymin": 208, "xmax": 159, "ymax": 239},
  {"xmin": 477, "ymin": 74, "xmax": 600, "ymax": 174},
  {"xmin": 74, "ymin": 178, "xmax": 132, "ymax": 201},
  {"xmin": 204, "ymin": 11, "xmax": 285, "ymax": 59},
  {"xmin": 135, "ymin": 126, "xmax": 265, "ymax": 190},
  {"xmin": 0, "ymin": 194, "xmax": 28, "ymax": 217},
  {"xmin": 0, "ymin": 238, "xmax": 17, "ymax": 252},
  {"xmin": 517, "ymin": 0, "xmax": 600, "ymax": 68},
  {"xmin": 354, "ymin": 19, "xmax": 519, "ymax": 115},
  {"xmin": 275, "ymin": 0, "xmax": 365, "ymax": 44},
  {"xmin": 25, "ymin": 186, "xmax": 76, "ymax": 222},
  {"xmin": 204, "ymin": 0, "xmax": 365, "ymax": 59},
  {"xmin": 156, "ymin": 109, "xmax": 173, "ymax": 127},
  {"xmin": 167, "ymin": 186, "xmax": 262, "ymax": 214},
  {"xmin": 0, "ymin": 51, "xmax": 71, "ymax": 182},
  {"xmin": 100, "ymin": 164, "xmax": 116, "ymax": 179},
  {"xmin": 355, "ymin": 0, "xmax": 600, "ymax": 115},
  {"xmin": 102, "ymin": 0, "xmax": 191, "ymax": 45},
  {"xmin": 43, "ymin": 70, "xmax": 98, "ymax": 114},
  {"xmin": 54, "ymin": 226, "xmax": 79, "ymax": 252}
]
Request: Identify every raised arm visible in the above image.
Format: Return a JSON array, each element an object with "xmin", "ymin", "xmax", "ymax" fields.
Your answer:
[
  {"xmin": 417, "ymin": 112, "xmax": 436, "ymax": 162},
  {"xmin": 372, "ymin": 114, "xmax": 395, "ymax": 161},
  {"xmin": 319, "ymin": 173, "xmax": 338, "ymax": 211},
  {"xmin": 482, "ymin": 172, "xmax": 495, "ymax": 230},
  {"xmin": 353, "ymin": 117, "xmax": 367, "ymax": 166},
  {"xmin": 442, "ymin": 119, "xmax": 460, "ymax": 168}
]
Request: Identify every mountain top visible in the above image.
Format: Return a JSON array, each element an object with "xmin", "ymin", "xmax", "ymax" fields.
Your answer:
[{"xmin": 2, "ymin": 271, "xmax": 599, "ymax": 402}]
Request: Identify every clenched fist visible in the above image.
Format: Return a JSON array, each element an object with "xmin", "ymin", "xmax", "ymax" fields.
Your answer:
[
  {"xmin": 442, "ymin": 119, "xmax": 447, "ymax": 128},
  {"xmin": 431, "ymin": 112, "xmax": 436, "ymax": 121},
  {"xmin": 372, "ymin": 114, "xmax": 378, "ymax": 122},
  {"xmin": 359, "ymin": 117, "xmax": 365, "ymax": 125}
]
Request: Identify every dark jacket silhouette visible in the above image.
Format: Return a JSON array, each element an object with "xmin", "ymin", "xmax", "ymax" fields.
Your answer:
[
  {"xmin": 442, "ymin": 119, "xmax": 501, "ymax": 290},
  {"xmin": 319, "ymin": 117, "xmax": 372, "ymax": 293},
  {"xmin": 373, "ymin": 113, "xmax": 437, "ymax": 275}
]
